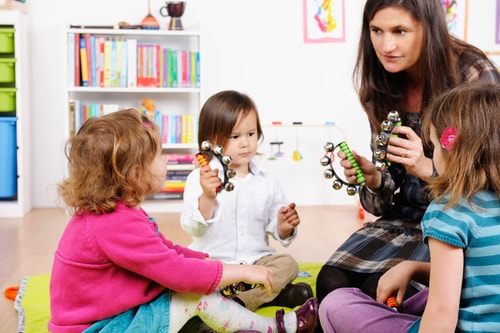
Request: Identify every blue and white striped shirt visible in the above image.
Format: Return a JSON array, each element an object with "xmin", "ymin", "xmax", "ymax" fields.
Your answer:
[{"xmin": 422, "ymin": 191, "xmax": 500, "ymax": 333}]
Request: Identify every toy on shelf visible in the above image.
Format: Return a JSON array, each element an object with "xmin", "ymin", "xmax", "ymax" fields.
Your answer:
[
  {"xmin": 292, "ymin": 122, "xmax": 303, "ymax": 161},
  {"xmin": 320, "ymin": 141, "xmax": 366, "ymax": 196},
  {"xmin": 195, "ymin": 141, "xmax": 235, "ymax": 193},
  {"xmin": 141, "ymin": 0, "xmax": 160, "ymax": 30},
  {"xmin": 269, "ymin": 121, "xmax": 285, "ymax": 160},
  {"xmin": 159, "ymin": 1, "xmax": 186, "ymax": 31},
  {"xmin": 374, "ymin": 110, "xmax": 402, "ymax": 171}
]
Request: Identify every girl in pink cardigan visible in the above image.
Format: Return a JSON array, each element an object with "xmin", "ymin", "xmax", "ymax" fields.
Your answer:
[{"xmin": 48, "ymin": 109, "xmax": 317, "ymax": 333}]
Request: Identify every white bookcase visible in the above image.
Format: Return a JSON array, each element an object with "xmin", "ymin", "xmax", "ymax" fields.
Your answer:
[
  {"xmin": 64, "ymin": 27, "xmax": 203, "ymax": 213},
  {"xmin": 0, "ymin": 10, "xmax": 32, "ymax": 217}
]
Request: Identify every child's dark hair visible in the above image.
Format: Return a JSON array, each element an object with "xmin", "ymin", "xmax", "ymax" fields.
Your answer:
[
  {"xmin": 422, "ymin": 82, "xmax": 500, "ymax": 208},
  {"xmin": 198, "ymin": 90, "xmax": 264, "ymax": 149},
  {"xmin": 58, "ymin": 108, "xmax": 162, "ymax": 215}
]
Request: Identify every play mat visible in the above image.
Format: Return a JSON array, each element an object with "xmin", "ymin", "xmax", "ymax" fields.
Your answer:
[{"xmin": 6, "ymin": 262, "xmax": 322, "ymax": 333}]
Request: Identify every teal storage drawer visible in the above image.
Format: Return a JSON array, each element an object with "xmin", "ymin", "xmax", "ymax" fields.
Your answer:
[
  {"xmin": 0, "ymin": 58, "xmax": 15, "ymax": 83},
  {"xmin": 0, "ymin": 116, "xmax": 17, "ymax": 198},
  {"xmin": 0, "ymin": 88, "xmax": 16, "ymax": 112},
  {"xmin": 0, "ymin": 27, "xmax": 15, "ymax": 54}
]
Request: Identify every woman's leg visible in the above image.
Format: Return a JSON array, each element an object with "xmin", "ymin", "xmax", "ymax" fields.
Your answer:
[
  {"xmin": 318, "ymin": 288, "xmax": 418, "ymax": 333},
  {"xmin": 315, "ymin": 266, "xmax": 364, "ymax": 303},
  {"xmin": 169, "ymin": 291, "xmax": 299, "ymax": 333}
]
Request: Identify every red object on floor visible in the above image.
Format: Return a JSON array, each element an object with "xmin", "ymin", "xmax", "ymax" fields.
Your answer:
[{"xmin": 4, "ymin": 286, "xmax": 19, "ymax": 300}]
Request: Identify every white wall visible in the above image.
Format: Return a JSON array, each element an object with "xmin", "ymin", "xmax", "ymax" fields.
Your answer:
[{"xmin": 26, "ymin": 0, "xmax": 499, "ymax": 208}]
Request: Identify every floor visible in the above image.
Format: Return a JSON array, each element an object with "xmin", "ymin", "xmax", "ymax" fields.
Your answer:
[{"xmin": 0, "ymin": 204, "xmax": 367, "ymax": 332}]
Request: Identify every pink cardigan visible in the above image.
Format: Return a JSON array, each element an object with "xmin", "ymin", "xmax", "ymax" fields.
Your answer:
[{"xmin": 48, "ymin": 201, "xmax": 223, "ymax": 333}]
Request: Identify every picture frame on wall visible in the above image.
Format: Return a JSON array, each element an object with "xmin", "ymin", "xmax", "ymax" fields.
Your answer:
[
  {"xmin": 302, "ymin": 0, "xmax": 345, "ymax": 44},
  {"xmin": 496, "ymin": 0, "xmax": 500, "ymax": 44}
]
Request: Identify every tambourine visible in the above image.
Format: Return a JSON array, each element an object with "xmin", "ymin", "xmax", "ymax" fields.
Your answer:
[
  {"xmin": 320, "ymin": 141, "xmax": 366, "ymax": 196},
  {"xmin": 195, "ymin": 141, "xmax": 236, "ymax": 192},
  {"xmin": 374, "ymin": 111, "xmax": 402, "ymax": 171}
]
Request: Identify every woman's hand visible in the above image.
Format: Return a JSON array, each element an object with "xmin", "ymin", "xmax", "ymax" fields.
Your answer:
[
  {"xmin": 387, "ymin": 126, "xmax": 434, "ymax": 178},
  {"xmin": 338, "ymin": 149, "xmax": 381, "ymax": 190}
]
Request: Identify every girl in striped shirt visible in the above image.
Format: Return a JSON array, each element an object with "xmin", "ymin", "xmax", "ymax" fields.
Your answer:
[{"xmin": 318, "ymin": 82, "xmax": 500, "ymax": 333}]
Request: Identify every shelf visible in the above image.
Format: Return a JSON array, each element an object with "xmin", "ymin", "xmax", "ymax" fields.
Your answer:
[
  {"xmin": 68, "ymin": 28, "xmax": 200, "ymax": 37},
  {"xmin": 64, "ymin": 25, "xmax": 203, "ymax": 214},
  {"xmin": 68, "ymin": 87, "xmax": 201, "ymax": 93}
]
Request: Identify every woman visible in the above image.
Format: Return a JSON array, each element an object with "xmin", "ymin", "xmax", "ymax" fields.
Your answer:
[{"xmin": 315, "ymin": 0, "xmax": 500, "ymax": 304}]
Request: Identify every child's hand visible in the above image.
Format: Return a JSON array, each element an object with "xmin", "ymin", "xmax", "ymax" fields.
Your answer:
[
  {"xmin": 199, "ymin": 166, "xmax": 222, "ymax": 199},
  {"xmin": 277, "ymin": 202, "xmax": 300, "ymax": 239},
  {"xmin": 220, "ymin": 264, "xmax": 274, "ymax": 295}
]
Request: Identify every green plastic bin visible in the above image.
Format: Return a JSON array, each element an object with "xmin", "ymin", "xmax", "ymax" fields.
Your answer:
[
  {"xmin": 0, "ymin": 58, "xmax": 15, "ymax": 83},
  {"xmin": 0, "ymin": 27, "xmax": 15, "ymax": 54},
  {"xmin": 0, "ymin": 88, "xmax": 16, "ymax": 112}
]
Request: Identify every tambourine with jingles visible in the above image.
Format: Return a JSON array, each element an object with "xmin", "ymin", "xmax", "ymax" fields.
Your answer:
[
  {"xmin": 374, "ymin": 110, "xmax": 402, "ymax": 171},
  {"xmin": 195, "ymin": 141, "xmax": 236, "ymax": 192},
  {"xmin": 320, "ymin": 141, "xmax": 366, "ymax": 196}
]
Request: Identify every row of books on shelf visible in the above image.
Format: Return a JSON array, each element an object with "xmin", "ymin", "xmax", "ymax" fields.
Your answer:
[
  {"xmin": 149, "ymin": 153, "xmax": 197, "ymax": 200},
  {"xmin": 67, "ymin": 33, "xmax": 200, "ymax": 89},
  {"xmin": 68, "ymin": 100, "xmax": 197, "ymax": 145}
]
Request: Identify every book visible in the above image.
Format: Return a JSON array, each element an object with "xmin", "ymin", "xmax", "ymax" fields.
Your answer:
[
  {"xmin": 127, "ymin": 38, "xmax": 137, "ymax": 88},
  {"xmin": 95, "ymin": 35, "xmax": 105, "ymax": 87},
  {"xmin": 89, "ymin": 34, "xmax": 96, "ymax": 87},
  {"xmin": 103, "ymin": 38, "xmax": 112, "ymax": 87},
  {"xmin": 84, "ymin": 34, "xmax": 93, "ymax": 87},
  {"xmin": 79, "ymin": 36, "xmax": 89, "ymax": 86},
  {"xmin": 67, "ymin": 33, "xmax": 75, "ymax": 87},
  {"xmin": 74, "ymin": 32, "xmax": 80, "ymax": 86},
  {"xmin": 162, "ymin": 48, "xmax": 169, "ymax": 88}
]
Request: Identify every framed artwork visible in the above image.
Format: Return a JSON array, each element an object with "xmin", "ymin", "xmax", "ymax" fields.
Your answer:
[
  {"xmin": 303, "ymin": 0, "xmax": 345, "ymax": 43},
  {"xmin": 441, "ymin": 0, "xmax": 467, "ymax": 40},
  {"xmin": 497, "ymin": 0, "xmax": 500, "ymax": 43}
]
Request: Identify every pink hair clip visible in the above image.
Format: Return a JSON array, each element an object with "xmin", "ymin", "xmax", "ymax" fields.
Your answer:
[
  {"xmin": 142, "ymin": 122, "xmax": 154, "ymax": 128},
  {"xmin": 440, "ymin": 126, "xmax": 457, "ymax": 151}
]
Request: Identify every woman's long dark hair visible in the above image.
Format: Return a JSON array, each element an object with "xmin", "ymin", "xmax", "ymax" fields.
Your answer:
[{"xmin": 353, "ymin": 0, "xmax": 489, "ymax": 132}]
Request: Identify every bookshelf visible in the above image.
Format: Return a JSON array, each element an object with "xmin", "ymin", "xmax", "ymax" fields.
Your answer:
[
  {"xmin": 0, "ymin": 11, "xmax": 32, "ymax": 217},
  {"xmin": 64, "ymin": 27, "xmax": 203, "ymax": 213}
]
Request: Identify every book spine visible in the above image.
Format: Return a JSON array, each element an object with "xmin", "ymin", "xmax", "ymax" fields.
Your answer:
[
  {"xmin": 190, "ymin": 51, "xmax": 196, "ymax": 88},
  {"xmin": 195, "ymin": 51, "xmax": 200, "ymax": 88},
  {"xmin": 127, "ymin": 38, "xmax": 137, "ymax": 88},
  {"xmin": 181, "ymin": 50, "xmax": 188, "ymax": 87},
  {"xmin": 96, "ymin": 35, "xmax": 105, "ymax": 88},
  {"xmin": 103, "ymin": 38, "xmax": 112, "ymax": 87},
  {"xmin": 109, "ymin": 38, "xmax": 117, "ymax": 87},
  {"xmin": 84, "ymin": 34, "xmax": 93, "ymax": 87},
  {"xmin": 89, "ymin": 34, "xmax": 96, "ymax": 87},
  {"xmin": 79, "ymin": 36, "xmax": 89, "ymax": 87},
  {"xmin": 156, "ymin": 44, "xmax": 161, "ymax": 87},
  {"xmin": 74, "ymin": 32, "xmax": 81, "ymax": 86},
  {"xmin": 67, "ymin": 33, "xmax": 75, "ymax": 87},
  {"xmin": 162, "ymin": 114, "xmax": 169, "ymax": 144}
]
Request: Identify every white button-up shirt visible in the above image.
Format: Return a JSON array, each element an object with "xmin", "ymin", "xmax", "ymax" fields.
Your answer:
[{"xmin": 181, "ymin": 158, "xmax": 297, "ymax": 264}]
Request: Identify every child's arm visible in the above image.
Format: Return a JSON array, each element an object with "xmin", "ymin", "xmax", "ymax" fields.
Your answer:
[
  {"xmin": 219, "ymin": 263, "xmax": 274, "ymax": 295},
  {"xmin": 376, "ymin": 260, "xmax": 430, "ymax": 307},
  {"xmin": 197, "ymin": 164, "xmax": 220, "ymax": 220},
  {"xmin": 419, "ymin": 238, "xmax": 462, "ymax": 333},
  {"xmin": 277, "ymin": 202, "xmax": 300, "ymax": 240}
]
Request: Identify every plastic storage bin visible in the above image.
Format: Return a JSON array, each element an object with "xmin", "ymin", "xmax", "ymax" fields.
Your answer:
[
  {"xmin": 0, "ymin": 27, "xmax": 15, "ymax": 54},
  {"xmin": 0, "ymin": 116, "xmax": 17, "ymax": 198},
  {"xmin": 0, "ymin": 88, "xmax": 16, "ymax": 112},
  {"xmin": 0, "ymin": 58, "xmax": 16, "ymax": 83}
]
